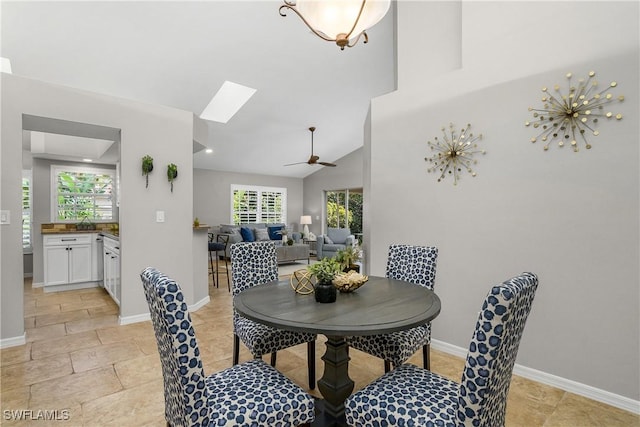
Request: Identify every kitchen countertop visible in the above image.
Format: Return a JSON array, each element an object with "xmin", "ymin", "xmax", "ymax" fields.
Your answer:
[
  {"xmin": 100, "ymin": 232, "xmax": 120, "ymax": 241},
  {"xmin": 40, "ymin": 229, "xmax": 120, "ymax": 242}
]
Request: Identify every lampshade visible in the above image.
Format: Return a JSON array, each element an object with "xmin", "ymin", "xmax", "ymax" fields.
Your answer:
[
  {"xmin": 280, "ymin": 0, "xmax": 391, "ymax": 50},
  {"xmin": 300, "ymin": 215, "xmax": 312, "ymax": 225}
]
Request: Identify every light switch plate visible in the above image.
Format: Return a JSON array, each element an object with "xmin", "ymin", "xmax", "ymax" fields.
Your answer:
[
  {"xmin": 0, "ymin": 210, "xmax": 10, "ymax": 225},
  {"xmin": 156, "ymin": 211, "xmax": 165, "ymax": 223}
]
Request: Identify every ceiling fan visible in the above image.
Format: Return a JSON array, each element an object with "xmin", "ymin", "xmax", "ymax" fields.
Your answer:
[{"xmin": 285, "ymin": 126, "xmax": 337, "ymax": 167}]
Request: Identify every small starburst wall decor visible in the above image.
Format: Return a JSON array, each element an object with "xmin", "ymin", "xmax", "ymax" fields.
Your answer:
[
  {"xmin": 425, "ymin": 123, "xmax": 486, "ymax": 185},
  {"xmin": 525, "ymin": 71, "xmax": 624, "ymax": 152}
]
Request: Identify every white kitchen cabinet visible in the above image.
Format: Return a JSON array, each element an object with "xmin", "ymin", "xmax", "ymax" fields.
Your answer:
[
  {"xmin": 103, "ymin": 236, "xmax": 120, "ymax": 306},
  {"xmin": 44, "ymin": 234, "xmax": 93, "ymax": 287},
  {"xmin": 92, "ymin": 233, "xmax": 104, "ymax": 282}
]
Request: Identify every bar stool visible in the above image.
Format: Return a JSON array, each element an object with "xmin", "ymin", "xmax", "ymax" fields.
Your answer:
[{"xmin": 208, "ymin": 233, "xmax": 230, "ymax": 291}]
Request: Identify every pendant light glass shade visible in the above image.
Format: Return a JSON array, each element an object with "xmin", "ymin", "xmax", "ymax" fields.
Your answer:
[
  {"xmin": 297, "ymin": 0, "xmax": 390, "ymax": 41},
  {"xmin": 280, "ymin": 0, "xmax": 391, "ymax": 49}
]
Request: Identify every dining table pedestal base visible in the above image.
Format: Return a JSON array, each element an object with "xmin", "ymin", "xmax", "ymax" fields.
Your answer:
[{"xmin": 316, "ymin": 335, "xmax": 354, "ymax": 420}]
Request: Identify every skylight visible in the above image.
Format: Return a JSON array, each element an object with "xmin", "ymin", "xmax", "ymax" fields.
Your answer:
[{"xmin": 199, "ymin": 81, "xmax": 257, "ymax": 124}]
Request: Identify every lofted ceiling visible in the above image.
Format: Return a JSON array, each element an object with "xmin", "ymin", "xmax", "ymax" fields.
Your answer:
[{"xmin": 1, "ymin": 1, "xmax": 397, "ymax": 178}]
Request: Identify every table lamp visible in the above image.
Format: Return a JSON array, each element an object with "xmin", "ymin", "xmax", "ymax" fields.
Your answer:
[{"xmin": 300, "ymin": 215, "xmax": 312, "ymax": 238}]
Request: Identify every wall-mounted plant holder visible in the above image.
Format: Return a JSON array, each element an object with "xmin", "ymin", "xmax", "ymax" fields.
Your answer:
[
  {"xmin": 167, "ymin": 163, "xmax": 178, "ymax": 192},
  {"xmin": 141, "ymin": 155, "xmax": 153, "ymax": 188},
  {"xmin": 525, "ymin": 71, "xmax": 624, "ymax": 152},
  {"xmin": 425, "ymin": 123, "xmax": 486, "ymax": 185}
]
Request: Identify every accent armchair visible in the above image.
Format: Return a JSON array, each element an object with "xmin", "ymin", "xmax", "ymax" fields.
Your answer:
[{"xmin": 316, "ymin": 227, "xmax": 355, "ymax": 260}]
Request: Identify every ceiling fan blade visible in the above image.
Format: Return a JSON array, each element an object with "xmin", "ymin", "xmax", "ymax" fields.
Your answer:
[
  {"xmin": 319, "ymin": 162, "xmax": 337, "ymax": 167},
  {"xmin": 284, "ymin": 161, "xmax": 308, "ymax": 166},
  {"xmin": 308, "ymin": 155, "xmax": 319, "ymax": 164}
]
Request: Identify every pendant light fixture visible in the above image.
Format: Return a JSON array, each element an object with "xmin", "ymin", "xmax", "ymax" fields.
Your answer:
[{"xmin": 279, "ymin": 0, "xmax": 391, "ymax": 50}]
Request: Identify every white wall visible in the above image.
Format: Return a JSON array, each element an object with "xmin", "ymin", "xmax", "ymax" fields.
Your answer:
[
  {"xmin": 367, "ymin": 0, "xmax": 639, "ymax": 402},
  {"xmin": 303, "ymin": 148, "xmax": 364, "ymax": 238},
  {"xmin": 1, "ymin": 74, "xmax": 195, "ymax": 341},
  {"xmin": 193, "ymin": 168, "xmax": 304, "ymax": 230}
]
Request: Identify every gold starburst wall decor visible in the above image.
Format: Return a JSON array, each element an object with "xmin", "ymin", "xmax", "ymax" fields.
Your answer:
[
  {"xmin": 525, "ymin": 71, "xmax": 624, "ymax": 152},
  {"xmin": 425, "ymin": 123, "xmax": 486, "ymax": 185}
]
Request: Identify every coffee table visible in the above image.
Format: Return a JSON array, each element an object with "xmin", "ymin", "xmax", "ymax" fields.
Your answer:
[
  {"xmin": 276, "ymin": 243, "xmax": 310, "ymax": 264},
  {"xmin": 234, "ymin": 276, "xmax": 441, "ymax": 425}
]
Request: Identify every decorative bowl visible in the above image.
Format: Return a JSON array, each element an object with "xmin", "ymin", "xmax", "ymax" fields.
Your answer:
[{"xmin": 333, "ymin": 271, "xmax": 369, "ymax": 293}]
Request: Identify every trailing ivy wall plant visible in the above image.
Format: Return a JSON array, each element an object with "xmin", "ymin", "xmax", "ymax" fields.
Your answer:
[
  {"xmin": 167, "ymin": 163, "xmax": 178, "ymax": 192},
  {"xmin": 141, "ymin": 155, "xmax": 153, "ymax": 188}
]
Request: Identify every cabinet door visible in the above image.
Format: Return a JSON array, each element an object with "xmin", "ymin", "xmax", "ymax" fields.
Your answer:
[
  {"xmin": 92, "ymin": 234, "xmax": 104, "ymax": 282},
  {"xmin": 68, "ymin": 244, "xmax": 92, "ymax": 283},
  {"xmin": 103, "ymin": 249, "xmax": 112, "ymax": 293},
  {"xmin": 44, "ymin": 246, "xmax": 69, "ymax": 286},
  {"xmin": 112, "ymin": 254, "xmax": 121, "ymax": 306}
]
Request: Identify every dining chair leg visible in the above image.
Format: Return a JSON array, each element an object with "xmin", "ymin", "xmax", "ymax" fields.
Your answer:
[
  {"xmin": 307, "ymin": 340, "xmax": 316, "ymax": 390},
  {"xmin": 423, "ymin": 343, "xmax": 431, "ymax": 370},
  {"xmin": 270, "ymin": 352, "xmax": 277, "ymax": 367},
  {"xmin": 222, "ymin": 255, "xmax": 230, "ymax": 291},
  {"xmin": 209, "ymin": 250, "xmax": 218, "ymax": 288},
  {"xmin": 384, "ymin": 360, "xmax": 391, "ymax": 373},
  {"xmin": 233, "ymin": 334, "xmax": 240, "ymax": 365},
  {"xmin": 215, "ymin": 251, "xmax": 221, "ymax": 290}
]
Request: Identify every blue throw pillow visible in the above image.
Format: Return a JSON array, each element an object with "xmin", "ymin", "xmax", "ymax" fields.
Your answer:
[
  {"xmin": 267, "ymin": 226, "xmax": 283, "ymax": 240},
  {"xmin": 240, "ymin": 227, "xmax": 255, "ymax": 242}
]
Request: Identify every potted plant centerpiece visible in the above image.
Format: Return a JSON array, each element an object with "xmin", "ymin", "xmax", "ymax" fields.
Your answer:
[
  {"xmin": 308, "ymin": 257, "xmax": 341, "ymax": 303},
  {"xmin": 335, "ymin": 244, "xmax": 361, "ymax": 273}
]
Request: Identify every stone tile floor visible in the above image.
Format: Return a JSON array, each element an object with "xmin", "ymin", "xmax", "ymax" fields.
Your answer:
[{"xmin": 1, "ymin": 275, "xmax": 638, "ymax": 426}]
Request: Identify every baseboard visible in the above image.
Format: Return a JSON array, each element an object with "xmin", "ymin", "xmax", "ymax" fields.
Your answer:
[
  {"xmin": 117, "ymin": 296, "xmax": 211, "ymax": 326},
  {"xmin": 44, "ymin": 282, "xmax": 99, "ymax": 293},
  {"xmin": 23, "ymin": 273, "xmax": 33, "ymax": 278},
  {"xmin": 0, "ymin": 333, "xmax": 26, "ymax": 349},
  {"xmin": 431, "ymin": 339, "xmax": 640, "ymax": 415},
  {"xmin": 119, "ymin": 312, "xmax": 150, "ymax": 325},
  {"xmin": 32, "ymin": 281, "xmax": 44, "ymax": 288},
  {"xmin": 190, "ymin": 296, "xmax": 211, "ymax": 312}
]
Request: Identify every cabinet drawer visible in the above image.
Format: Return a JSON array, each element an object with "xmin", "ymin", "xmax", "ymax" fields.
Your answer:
[{"xmin": 44, "ymin": 234, "xmax": 93, "ymax": 246}]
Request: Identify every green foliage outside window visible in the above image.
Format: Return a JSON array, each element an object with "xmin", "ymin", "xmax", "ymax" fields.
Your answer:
[
  {"xmin": 55, "ymin": 169, "xmax": 114, "ymax": 221},
  {"xmin": 326, "ymin": 190, "xmax": 362, "ymax": 235}
]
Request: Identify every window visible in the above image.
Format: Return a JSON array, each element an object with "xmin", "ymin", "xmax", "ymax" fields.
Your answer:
[
  {"xmin": 22, "ymin": 170, "xmax": 32, "ymax": 251},
  {"xmin": 51, "ymin": 165, "xmax": 115, "ymax": 222},
  {"xmin": 231, "ymin": 185, "xmax": 286, "ymax": 224},
  {"xmin": 326, "ymin": 188, "xmax": 363, "ymax": 238}
]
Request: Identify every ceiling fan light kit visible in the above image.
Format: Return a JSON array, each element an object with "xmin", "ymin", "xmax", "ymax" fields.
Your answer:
[
  {"xmin": 279, "ymin": 0, "xmax": 391, "ymax": 50},
  {"xmin": 285, "ymin": 126, "xmax": 337, "ymax": 167}
]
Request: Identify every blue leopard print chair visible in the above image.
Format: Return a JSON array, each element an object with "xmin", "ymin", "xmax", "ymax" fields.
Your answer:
[
  {"xmin": 346, "ymin": 244, "xmax": 438, "ymax": 372},
  {"xmin": 345, "ymin": 272, "xmax": 538, "ymax": 427},
  {"xmin": 230, "ymin": 241, "xmax": 317, "ymax": 389},
  {"xmin": 140, "ymin": 267, "xmax": 315, "ymax": 427}
]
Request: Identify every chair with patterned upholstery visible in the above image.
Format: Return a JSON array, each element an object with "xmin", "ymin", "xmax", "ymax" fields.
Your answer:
[
  {"xmin": 345, "ymin": 272, "xmax": 539, "ymax": 427},
  {"xmin": 231, "ymin": 241, "xmax": 317, "ymax": 390},
  {"xmin": 140, "ymin": 267, "xmax": 315, "ymax": 427},
  {"xmin": 346, "ymin": 244, "xmax": 438, "ymax": 372}
]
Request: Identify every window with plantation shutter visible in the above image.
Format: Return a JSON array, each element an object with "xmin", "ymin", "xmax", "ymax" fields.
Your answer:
[
  {"xmin": 51, "ymin": 165, "xmax": 115, "ymax": 222},
  {"xmin": 22, "ymin": 171, "xmax": 32, "ymax": 251},
  {"xmin": 231, "ymin": 185, "xmax": 286, "ymax": 225}
]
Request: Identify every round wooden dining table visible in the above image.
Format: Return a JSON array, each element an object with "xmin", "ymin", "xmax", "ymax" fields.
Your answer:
[{"xmin": 233, "ymin": 276, "xmax": 441, "ymax": 425}]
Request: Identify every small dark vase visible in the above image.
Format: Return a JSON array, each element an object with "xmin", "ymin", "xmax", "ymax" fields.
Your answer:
[{"xmin": 314, "ymin": 280, "xmax": 337, "ymax": 303}]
